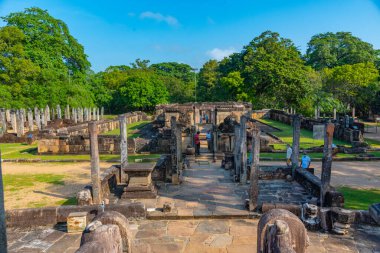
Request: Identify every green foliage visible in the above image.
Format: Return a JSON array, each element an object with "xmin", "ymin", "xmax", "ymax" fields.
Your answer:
[
  {"xmin": 198, "ymin": 60, "xmax": 219, "ymax": 101},
  {"xmin": 305, "ymin": 32, "xmax": 378, "ymax": 70},
  {"xmin": 0, "ymin": 7, "xmax": 94, "ymax": 108}
]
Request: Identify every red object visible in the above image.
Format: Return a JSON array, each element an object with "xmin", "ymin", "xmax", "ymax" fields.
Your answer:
[{"xmin": 194, "ymin": 133, "xmax": 200, "ymax": 145}]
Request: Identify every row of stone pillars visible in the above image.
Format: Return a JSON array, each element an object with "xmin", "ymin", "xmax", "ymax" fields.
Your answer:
[
  {"xmin": 0, "ymin": 106, "xmax": 104, "ymax": 137},
  {"xmin": 88, "ymin": 115, "xmax": 128, "ymax": 204}
]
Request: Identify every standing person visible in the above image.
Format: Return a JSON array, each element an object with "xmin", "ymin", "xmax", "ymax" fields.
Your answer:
[
  {"xmin": 206, "ymin": 130, "xmax": 212, "ymax": 151},
  {"xmin": 194, "ymin": 131, "xmax": 201, "ymax": 156},
  {"xmin": 300, "ymin": 151, "xmax": 311, "ymax": 169},
  {"xmin": 286, "ymin": 144, "xmax": 292, "ymax": 167}
]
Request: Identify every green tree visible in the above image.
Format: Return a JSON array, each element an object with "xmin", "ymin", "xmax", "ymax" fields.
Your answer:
[
  {"xmin": 197, "ymin": 60, "xmax": 219, "ymax": 101},
  {"xmin": 305, "ymin": 32, "xmax": 378, "ymax": 70}
]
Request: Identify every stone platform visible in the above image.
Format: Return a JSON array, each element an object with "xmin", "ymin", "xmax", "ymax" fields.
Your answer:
[{"xmin": 7, "ymin": 220, "xmax": 380, "ymax": 252}]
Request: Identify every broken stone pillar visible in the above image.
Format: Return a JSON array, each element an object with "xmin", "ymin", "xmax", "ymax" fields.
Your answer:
[
  {"xmin": 65, "ymin": 104, "xmax": 70, "ymax": 120},
  {"xmin": 119, "ymin": 115, "xmax": 128, "ymax": 182},
  {"xmin": 258, "ymin": 209, "xmax": 309, "ymax": 253},
  {"xmin": 10, "ymin": 110, "xmax": 17, "ymax": 132},
  {"xmin": 45, "ymin": 105, "xmax": 50, "ymax": 122},
  {"xmin": 101, "ymin": 107, "xmax": 104, "ymax": 120},
  {"xmin": 291, "ymin": 115, "xmax": 300, "ymax": 177},
  {"xmin": 250, "ymin": 124, "xmax": 260, "ymax": 211},
  {"xmin": 35, "ymin": 108, "xmax": 41, "ymax": 131},
  {"xmin": 16, "ymin": 110, "xmax": 24, "ymax": 137},
  {"xmin": 333, "ymin": 108, "xmax": 336, "ymax": 120},
  {"xmin": 27, "ymin": 109, "xmax": 33, "ymax": 132},
  {"xmin": 240, "ymin": 116, "xmax": 248, "ymax": 184},
  {"xmin": 89, "ymin": 121, "xmax": 101, "ymax": 204},
  {"xmin": 57, "ymin": 105, "xmax": 61, "ymax": 119},
  {"xmin": 320, "ymin": 123, "xmax": 334, "ymax": 206}
]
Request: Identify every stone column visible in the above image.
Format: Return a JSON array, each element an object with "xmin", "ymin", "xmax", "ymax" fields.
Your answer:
[
  {"xmin": 291, "ymin": 115, "xmax": 301, "ymax": 177},
  {"xmin": 79, "ymin": 108, "xmax": 84, "ymax": 123},
  {"xmin": 10, "ymin": 110, "xmax": 17, "ymax": 132},
  {"xmin": 84, "ymin": 108, "xmax": 88, "ymax": 121},
  {"xmin": 41, "ymin": 109, "xmax": 46, "ymax": 128},
  {"xmin": 96, "ymin": 108, "xmax": 100, "ymax": 121},
  {"xmin": 194, "ymin": 107, "xmax": 200, "ymax": 125},
  {"xmin": 89, "ymin": 121, "xmax": 101, "ymax": 204},
  {"xmin": 119, "ymin": 115, "xmax": 128, "ymax": 171},
  {"xmin": 321, "ymin": 123, "xmax": 335, "ymax": 207},
  {"xmin": 64, "ymin": 105, "xmax": 69, "ymax": 120},
  {"xmin": 16, "ymin": 110, "xmax": 24, "ymax": 137},
  {"xmin": 35, "ymin": 108, "xmax": 41, "ymax": 131},
  {"xmin": 314, "ymin": 108, "xmax": 318, "ymax": 119},
  {"xmin": 233, "ymin": 125, "xmax": 241, "ymax": 181},
  {"xmin": 352, "ymin": 107, "xmax": 355, "ymax": 118},
  {"xmin": 51, "ymin": 108, "xmax": 55, "ymax": 120},
  {"xmin": 57, "ymin": 105, "xmax": 61, "ymax": 119},
  {"xmin": 93, "ymin": 108, "xmax": 96, "ymax": 121},
  {"xmin": 73, "ymin": 108, "xmax": 78, "ymax": 124},
  {"xmin": 212, "ymin": 126, "xmax": 217, "ymax": 162},
  {"xmin": 22, "ymin": 108, "xmax": 26, "ymax": 122},
  {"xmin": 101, "ymin": 107, "xmax": 104, "ymax": 120},
  {"xmin": 0, "ymin": 151, "xmax": 8, "ymax": 252},
  {"xmin": 44, "ymin": 105, "xmax": 50, "ymax": 123},
  {"xmin": 0, "ymin": 109, "xmax": 6, "ymax": 136},
  {"xmin": 210, "ymin": 108, "xmax": 216, "ymax": 125},
  {"xmin": 170, "ymin": 116, "xmax": 181, "ymax": 184},
  {"xmin": 5, "ymin": 110, "xmax": 10, "ymax": 123},
  {"xmin": 27, "ymin": 109, "xmax": 33, "ymax": 132},
  {"xmin": 240, "ymin": 116, "xmax": 248, "ymax": 184},
  {"xmin": 250, "ymin": 124, "xmax": 260, "ymax": 211},
  {"xmin": 333, "ymin": 108, "xmax": 337, "ymax": 120}
]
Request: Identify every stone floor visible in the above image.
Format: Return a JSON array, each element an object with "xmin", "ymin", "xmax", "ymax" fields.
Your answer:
[{"xmin": 7, "ymin": 219, "xmax": 380, "ymax": 252}]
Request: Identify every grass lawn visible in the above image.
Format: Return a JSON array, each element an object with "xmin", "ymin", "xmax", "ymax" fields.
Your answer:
[
  {"xmin": 256, "ymin": 151, "xmax": 380, "ymax": 160},
  {"xmin": 0, "ymin": 142, "xmax": 160, "ymax": 161},
  {"xmin": 259, "ymin": 119, "xmax": 351, "ymax": 150},
  {"xmin": 102, "ymin": 120, "xmax": 151, "ymax": 138},
  {"xmin": 365, "ymin": 138, "xmax": 380, "ymax": 149},
  {"xmin": 338, "ymin": 186, "xmax": 380, "ymax": 210}
]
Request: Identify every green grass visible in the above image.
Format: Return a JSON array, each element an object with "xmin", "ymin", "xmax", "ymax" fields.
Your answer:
[
  {"xmin": 259, "ymin": 119, "xmax": 351, "ymax": 150},
  {"xmin": 338, "ymin": 187, "xmax": 380, "ymax": 210},
  {"xmin": 102, "ymin": 120, "xmax": 151, "ymax": 138},
  {"xmin": 365, "ymin": 138, "xmax": 380, "ymax": 149},
  {"xmin": 3, "ymin": 174, "xmax": 66, "ymax": 191},
  {"xmin": 55, "ymin": 197, "xmax": 77, "ymax": 206},
  {"xmin": 0, "ymin": 142, "xmax": 160, "ymax": 161}
]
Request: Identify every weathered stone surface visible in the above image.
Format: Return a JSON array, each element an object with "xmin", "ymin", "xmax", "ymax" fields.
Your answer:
[
  {"xmin": 67, "ymin": 212, "xmax": 87, "ymax": 233},
  {"xmin": 78, "ymin": 223, "xmax": 122, "ymax": 253},
  {"xmin": 257, "ymin": 209, "xmax": 308, "ymax": 253},
  {"xmin": 76, "ymin": 189, "xmax": 92, "ymax": 206},
  {"xmin": 369, "ymin": 203, "xmax": 380, "ymax": 225}
]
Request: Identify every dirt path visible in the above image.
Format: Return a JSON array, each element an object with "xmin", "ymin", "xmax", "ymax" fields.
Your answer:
[
  {"xmin": 260, "ymin": 161, "xmax": 380, "ymax": 189},
  {"xmin": 2, "ymin": 162, "xmax": 114, "ymax": 210}
]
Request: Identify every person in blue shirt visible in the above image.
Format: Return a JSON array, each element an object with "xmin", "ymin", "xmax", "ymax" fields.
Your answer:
[{"xmin": 300, "ymin": 151, "xmax": 311, "ymax": 169}]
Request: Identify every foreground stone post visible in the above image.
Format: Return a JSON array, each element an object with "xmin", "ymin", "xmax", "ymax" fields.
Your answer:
[
  {"xmin": 0, "ymin": 151, "xmax": 8, "ymax": 253},
  {"xmin": 233, "ymin": 125, "xmax": 241, "ymax": 181},
  {"xmin": 119, "ymin": 115, "xmax": 128, "ymax": 181},
  {"xmin": 89, "ymin": 122, "xmax": 101, "ymax": 204},
  {"xmin": 250, "ymin": 124, "xmax": 260, "ymax": 211},
  {"xmin": 291, "ymin": 115, "xmax": 300, "ymax": 178},
  {"xmin": 170, "ymin": 116, "xmax": 181, "ymax": 184},
  {"xmin": 27, "ymin": 109, "xmax": 33, "ymax": 132},
  {"xmin": 240, "ymin": 116, "xmax": 248, "ymax": 184},
  {"xmin": 320, "ymin": 123, "xmax": 334, "ymax": 207},
  {"xmin": 57, "ymin": 104, "xmax": 61, "ymax": 119}
]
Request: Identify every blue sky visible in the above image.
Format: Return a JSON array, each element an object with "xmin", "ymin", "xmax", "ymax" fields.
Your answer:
[{"xmin": 1, "ymin": 0, "xmax": 380, "ymax": 72}]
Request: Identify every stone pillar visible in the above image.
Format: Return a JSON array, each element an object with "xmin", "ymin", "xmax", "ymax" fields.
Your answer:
[
  {"xmin": 240, "ymin": 116, "xmax": 248, "ymax": 184},
  {"xmin": 250, "ymin": 124, "xmax": 260, "ymax": 211},
  {"xmin": 51, "ymin": 107, "xmax": 55, "ymax": 120},
  {"xmin": 79, "ymin": 108, "xmax": 84, "ymax": 123},
  {"xmin": 212, "ymin": 127, "xmax": 217, "ymax": 162},
  {"xmin": 210, "ymin": 109, "xmax": 216, "ymax": 125},
  {"xmin": 93, "ymin": 108, "xmax": 96, "ymax": 121},
  {"xmin": 35, "ymin": 108, "xmax": 41, "ymax": 131},
  {"xmin": 291, "ymin": 115, "xmax": 301, "ymax": 177},
  {"xmin": 65, "ymin": 105, "xmax": 70, "ymax": 120},
  {"xmin": 170, "ymin": 116, "xmax": 181, "ymax": 184},
  {"xmin": 119, "ymin": 115, "xmax": 128, "ymax": 171},
  {"xmin": 0, "ymin": 151, "xmax": 8, "ymax": 252},
  {"xmin": 10, "ymin": 110, "xmax": 17, "ymax": 131},
  {"xmin": 96, "ymin": 108, "xmax": 100, "ymax": 121},
  {"xmin": 333, "ymin": 108, "xmax": 337, "ymax": 120},
  {"xmin": 46, "ymin": 105, "xmax": 51, "ymax": 122},
  {"xmin": 194, "ymin": 107, "xmax": 200, "ymax": 125},
  {"xmin": 22, "ymin": 108, "xmax": 26, "ymax": 122},
  {"xmin": 27, "ymin": 109, "xmax": 33, "ymax": 132},
  {"xmin": 233, "ymin": 125, "xmax": 241, "ymax": 181},
  {"xmin": 5, "ymin": 110, "xmax": 10, "ymax": 123},
  {"xmin": 57, "ymin": 105, "xmax": 61, "ymax": 119},
  {"xmin": 84, "ymin": 108, "xmax": 88, "ymax": 121},
  {"xmin": 89, "ymin": 121, "xmax": 101, "ymax": 204},
  {"xmin": 321, "ymin": 123, "xmax": 335, "ymax": 207},
  {"xmin": 352, "ymin": 107, "xmax": 355, "ymax": 118},
  {"xmin": 73, "ymin": 108, "xmax": 78, "ymax": 124},
  {"xmin": 0, "ymin": 109, "xmax": 6, "ymax": 136},
  {"xmin": 16, "ymin": 110, "xmax": 24, "ymax": 137},
  {"xmin": 101, "ymin": 107, "xmax": 104, "ymax": 120},
  {"xmin": 41, "ymin": 109, "xmax": 46, "ymax": 128},
  {"xmin": 314, "ymin": 108, "xmax": 318, "ymax": 119}
]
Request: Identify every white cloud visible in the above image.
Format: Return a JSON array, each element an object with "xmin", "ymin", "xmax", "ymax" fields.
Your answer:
[
  {"xmin": 207, "ymin": 47, "xmax": 236, "ymax": 61},
  {"xmin": 140, "ymin": 11, "xmax": 179, "ymax": 27}
]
